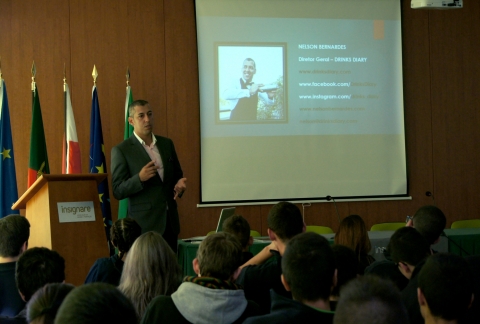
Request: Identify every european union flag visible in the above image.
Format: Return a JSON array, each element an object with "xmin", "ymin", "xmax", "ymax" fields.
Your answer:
[
  {"xmin": 89, "ymin": 85, "xmax": 113, "ymax": 254},
  {"xmin": 0, "ymin": 80, "xmax": 19, "ymax": 218}
]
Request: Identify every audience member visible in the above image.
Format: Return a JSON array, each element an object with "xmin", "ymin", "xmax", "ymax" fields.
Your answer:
[
  {"xmin": 15, "ymin": 247, "xmax": 65, "ymax": 320},
  {"xmin": 333, "ymin": 275, "xmax": 408, "ymax": 324},
  {"xmin": 236, "ymin": 201, "xmax": 305, "ymax": 314},
  {"xmin": 244, "ymin": 232, "xmax": 336, "ymax": 323},
  {"xmin": 55, "ymin": 283, "xmax": 137, "ymax": 324},
  {"xmin": 85, "ymin": 217, "xmax": 141, "ymax": 285},
  {"xmin": 141, "ymin": 232, "xmax": 259, "ymax": 324},
  {"xmin": 388, "ymin": 226, "xmax": 430, "ymax": 324},
  {"xmin": 330, "ymin": 244, "xmax": 359, "ymax": 310},
  {"xmin": 222, "ymin": 215, "xmax": 254, "ymax": 264},
  {"xmin": 118, "ymin": 231, "xmax": 182, "ymax": 319},
  {"xmin": 334, "ymin": 214, "xmax": 375, "ymax": 274},
  {"xmin": 26, "ymin": 283, "xmax": 74, "ymax": 324},
  {"xmin": 418, "ymin": 253, "xmax": 474, "ymax": 324},
  {"xmin": 0, "ymin": 215, "xmax": 30, "ymax": 318}
]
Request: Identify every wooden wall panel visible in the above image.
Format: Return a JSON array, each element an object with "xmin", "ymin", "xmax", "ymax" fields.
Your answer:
[{"xmin": 1, "ymin": 0, "xmax": 480, "ymax": 240}]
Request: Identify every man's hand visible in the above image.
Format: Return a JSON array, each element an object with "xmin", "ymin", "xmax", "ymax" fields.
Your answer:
[
  {"xmin": 174, "ymin": 177, "xmax": 187, "ymax": 200},
  {"xmin": 139, "ymin": 161, "xmax": 159, "ymax": 182},
  {"xmin": 267, "ymin": 90, "xmax": 276, "ymax": 100},
  {"xmin": 249, "ymin": 83, "xmax": 264, "ymax": 96}
]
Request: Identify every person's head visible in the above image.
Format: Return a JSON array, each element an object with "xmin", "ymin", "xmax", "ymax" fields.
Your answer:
[
  {"xmin": 281, "ymin": 232, "xmax": 336, "ymax": 304},
  {"xmin": 388, "ymin": 227, "xmax": 430, "ymax": 279},
  {"xmin": 418, "ymin": 253, "xmax": 474, "ymax": 322},
  {"xmin": 222, "ymin": 215, "xmax": 252, "ymax": 250},
  {"xmin": 267, "ymin": 201, "xmax": 304, "ymax": 243},
  {"xmin": 334, "ymin": 275, "xmax": 408, "ymax": 324},
  {"xmin": 331, "ymin": 244, "xmax": 359, "ymax": 298},
  {"xmin": 15, "ymin": 247, "xmax": 65, "ymax": 302},
  {"xmin": 110, "ymin": 217, "xmax": 142, "ymax": 259},
  {"xmin": 26, "ymin": 283, "xmax": 75, "ymax": 324},
  {"xmin": 334, "ymin": 215, "xmax": 371, "ymax": 257},
  {"xmin": 242, "ymin": 58, "xmax": 256, "ymax": 82},
  {"xmin": 128, "ymin": 99, "xmax": 153, "ymax": 138},
  {"xmin": 118, "ymin": 231, "xmax": 181, "ymax": 318},
  {"xmin": 410, "ymin": 205, "xmax": 446, "ymax": 245},
  {"xmin": 55, "ymin": 283, "xmax": 137, "ymax": 324},
  {"xmin": 194, "ymin": 232, "xmax": 242, "ymax": 281},
  {"xmin": 0, "ymin": 214, "xmax": 30, "ymax": 259}
]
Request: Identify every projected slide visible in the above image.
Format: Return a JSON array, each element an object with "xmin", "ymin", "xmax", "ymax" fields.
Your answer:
[{"xmin": 197, "ymin": 0, "xmax": 406, "ymax": 204}]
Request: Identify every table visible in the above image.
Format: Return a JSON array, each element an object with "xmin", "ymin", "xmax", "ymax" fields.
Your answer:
[{"xmin": 177, "ymin": 228, "xmax": 480, "ymax": 276}]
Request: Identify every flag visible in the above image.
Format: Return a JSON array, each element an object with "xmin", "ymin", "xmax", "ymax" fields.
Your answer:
[
  {"xmin": 62, "ymin": 83, "xmax": 82, "ymax": 174},
  {"xmin": 89, "ymin": 85, "xmax": 113, "ymax": 254},
  {"xmin": 0, "ymin": 79, "xmax": 19, "ymax": 218},
  {"xmin": 118, "ymin": 85, "xmax": 134, "ymax": 219},
  {"xmin": 28, "ymin": 84, "xmax": 49, "ymax": 187}
]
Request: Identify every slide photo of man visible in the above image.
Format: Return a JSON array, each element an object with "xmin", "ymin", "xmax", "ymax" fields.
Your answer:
[{"xmin": 217, "ymin": 44, "xmax": 286, "ymax": 123}]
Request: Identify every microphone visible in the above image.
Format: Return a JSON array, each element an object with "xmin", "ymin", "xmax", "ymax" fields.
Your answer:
[
  {"xmin": 440, "ymin": 231, "xmax": 470, "ymax": 256},
  {"xmin": 426, "ymin": 191, "xmax": 436, "ymax": 206},
  {"xmin": 326, "ymin": 195, "xmax": 341, "ymax": 223}
]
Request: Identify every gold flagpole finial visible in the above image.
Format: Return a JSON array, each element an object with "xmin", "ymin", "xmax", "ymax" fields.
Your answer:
[
  {"xmin": 92, "ymin": 65, "xmax": 98, "ymax": 85},
  {"xmin": 126, "ymin": 67, "xmax": 130, "ymax": 88},
  {"xmin": 63, "ymin": 63, "xmax": 66, "ymax": 91},
  {"xmin": 31, "ymin": 61, "xmax": 37, "ymax": 92}
]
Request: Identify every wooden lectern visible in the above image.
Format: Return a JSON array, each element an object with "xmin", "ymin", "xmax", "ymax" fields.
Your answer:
[{"xmin": 12, "ymin": 174, "xmax": 110, "ymax": 286}]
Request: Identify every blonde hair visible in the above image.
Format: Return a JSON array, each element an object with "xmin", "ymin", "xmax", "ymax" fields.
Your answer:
[{"xmin": 118, "ymin": 231, "xmax": 181, "ymax": 318}]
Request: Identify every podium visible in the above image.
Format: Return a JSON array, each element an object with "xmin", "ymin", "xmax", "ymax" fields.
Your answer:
[{"xmin": 12, "ymin": 174, "xmax": 110, "ymax": 286}]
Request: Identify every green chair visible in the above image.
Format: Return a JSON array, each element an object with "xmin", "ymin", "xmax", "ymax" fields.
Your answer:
[
  {"xmin": 250, "ymin": 230, "xmax": 261, "ymax": 237},
  {"xmin": 370, "ymin": 222, "xmax": 405, "ymax": 231},
  {"xmin": 305, "ymin": 225, "xmax": 334, "ymax": 234},
  {"xmin": 451, "ymin": 219, "xmax": 480, "ymax": 229}
]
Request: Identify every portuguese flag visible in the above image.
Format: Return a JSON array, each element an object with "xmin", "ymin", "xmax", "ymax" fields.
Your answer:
[
  {"xmin": 118, "ymin": 85, "xmax": 133, "ymax": 219},
  {"xmin": 28, "ymin": 84, "xmax": 49, "ymax": 187}
]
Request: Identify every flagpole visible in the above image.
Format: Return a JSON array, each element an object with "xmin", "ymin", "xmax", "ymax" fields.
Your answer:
[{"xmin": 63, "ymin": 64, "xmax": 67, "ymax": 174}]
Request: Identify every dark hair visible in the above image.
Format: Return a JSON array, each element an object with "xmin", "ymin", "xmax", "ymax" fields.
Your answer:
[
  {"xmin": 413, "ymin": 205, "xmax": 446, "ymax": 245},
  {"xmin": 331, "ymin": 244, "xmax": 359, "ymax": 297},
  {"xmin": 197, "ymin": 232, "xmax": 242, "ymax": 280},
  {"xmin": 26, "ymin": 283, "xmax": 74, "ymax": 324},
  {"xmin": 0, "ymin": 214, "xmax": 30, "ymax": 257},
  {"xmin": 128, "ymin": 99, "xmax": 150, "ymax": 117},
  {"xmin": 334, "ymin": 215, "xmax": 371, "ymax": 260},
  {"xmin": 388, "ymin": 227, "xmax": 430, "ymax": 266},
  {"xmin": 222, "ymin": 215, "xmax": 251, "ymax": 248},
  {"xmin": 55, "ymin": 283, "xmax": 137, "ymax": 324},
  {"xmin": 243, "ymin": 58, "xmax": 256, "ymax": 68},
  {"xmin": 418, "ymin": 253, "xmax": 473, "ymax": 320},
  {"xmin": 15, "ymin": 247, "xmax": 65, "ymax": 302},
  {"xmin": 110, "ymin": 217, "xmax": 142, "ymax": 259},
  {"xmin": 282, "ymin": 232, "xmax": 335, "ymax": 302},
  {"xmin": 267, "ymin": 202, "xmax": 303, "ymax": 242},
  {"xmin": 334, "ymin": 276, "xmax": 408, "ymax": 324}
]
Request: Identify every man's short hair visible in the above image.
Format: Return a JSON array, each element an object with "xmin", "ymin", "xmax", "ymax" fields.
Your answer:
[
  {"xmin": 334, "ymin": 275, "xmax": 409, "ymax": 324},
  {"xmin": 388, "ymin": 227, "xmax": 430, "ymax": 266},
  {"xmin": 196, "ymin": 232, "xmax": 242, "ymax": 280},
  {"xmin": 418, "ymin": 253, "xmax": 473, "ymax": 321},
  {"xmin": 15, "ymin": 247, "xmax": 65, "ymax": 301},
  {"xmin": 413, "ymin": 205, "xmax": 446, "ymax": 245},
  {"xmin": 267, "ymin": 202, "xmax": 304, "ymax": 242},
  {"xmin": 128, "ymin": 99, "xmax": 149, "ymax": 117},
  {"xmin": 55, "ymin": 283, "xmax": 137, "ymax": 324},
  {"xmin": 243, "ymin": 58, "xmax": 256, "ymax": 68},
  {"xmin": 331, "ymin": 244, "xmax": 359, "ymax": 297},
  {"xmin": 222, "ymin": 215, "xmax": 251, "ymax": 248},
  {"xmin": 0, "ymin": 215, "xmax": 30, "ymax": 258},
  {"xmin": 282, "ymin": 232, "xmax": 335, "ymax": 302}
]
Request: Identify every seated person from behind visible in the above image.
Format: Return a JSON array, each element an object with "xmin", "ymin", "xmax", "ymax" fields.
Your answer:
[
  {"xmin": 0, "ymin": 215, "xmax": 30, "ymax": 319},
  {"xmin": 329, "ymin": 244, "xmax": 359, "ymax": 311},
  {"xmin": 333, "ymin": 275, "xmax": 408, "ymax": 324},
  {"xmin": 244, "ymin": 232, "xmax": 336, "ymax": 324},
  {"xmin": 334, "ymin": 214, "xmax": 375, "ymax": 275},
  {"xmin": 388, "ymin": 226, "xmax": 431, "ymax": 324},
  {"xmin": 141, "ymin": 232, "xmax": 259, "ymax": 324},
  {"xmin": 418, "ymin": 253, "xmax": 474, "ymax": 324},
  {"xmin": 26, "ymin": 283, "xmax": 75, "ymax": 324},
  {"xmin": 236, "ymin": 201, "xmax": 305, "ymax": 314},
  {"xmin": 222, "ymin": 215, "xmax": 254, "ymax": 264},
  {"xmin": 85, "ymin": 217, "xmax": 142, "ymax": 286}
]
